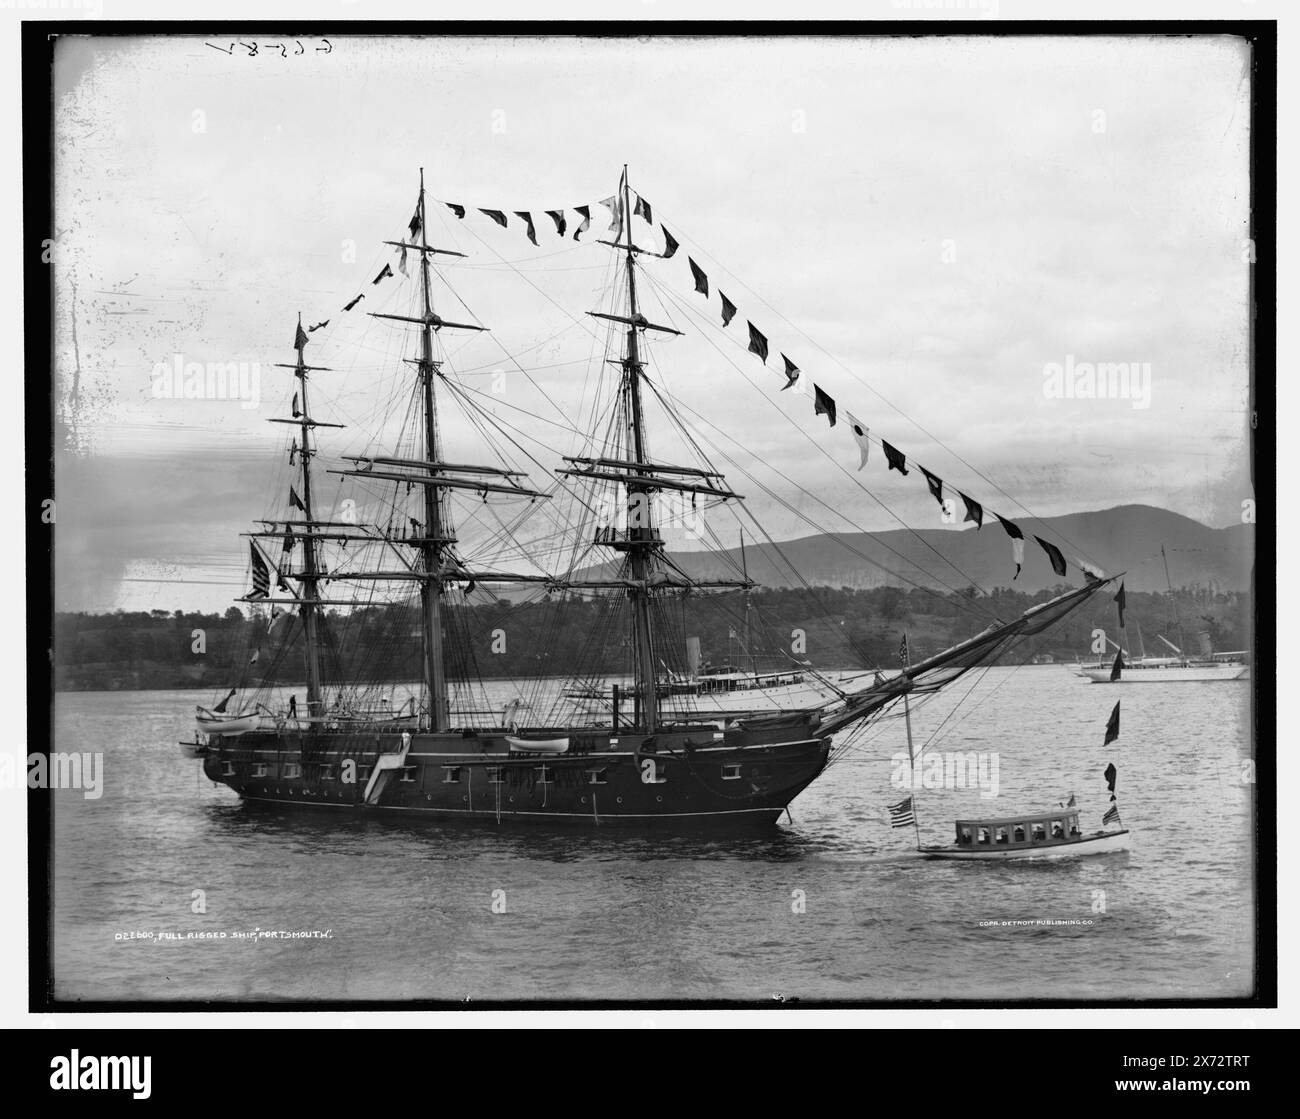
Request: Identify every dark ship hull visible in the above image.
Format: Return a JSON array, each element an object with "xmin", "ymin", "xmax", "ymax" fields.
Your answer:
[{"xmin": 197, "ymin": 715, "xmax": 830, "ymax": 827}]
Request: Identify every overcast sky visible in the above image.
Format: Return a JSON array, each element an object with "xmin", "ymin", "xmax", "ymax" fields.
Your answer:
[{"xmin": 51, "ymin": 33, "xmax": 1253, "ymax": 613}]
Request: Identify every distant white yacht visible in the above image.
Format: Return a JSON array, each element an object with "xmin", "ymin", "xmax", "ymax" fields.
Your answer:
[{"xmin": 1071, "ymin": 545, "xmax": 1249, "ymax": 683}]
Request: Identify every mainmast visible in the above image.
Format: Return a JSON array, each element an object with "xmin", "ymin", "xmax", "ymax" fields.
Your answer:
[
  {"xmin": 416, "ymin": 169, "xmax": 451, "ymax": 732},
  {"xmin": 618, "ymin": 166, "xmax": 661, "ymax": 731}
]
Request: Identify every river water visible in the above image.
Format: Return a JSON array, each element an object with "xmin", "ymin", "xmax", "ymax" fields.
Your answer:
[{"xmin": 49, "ymin": 667, "xmax": 1256, "ymax": 1003}]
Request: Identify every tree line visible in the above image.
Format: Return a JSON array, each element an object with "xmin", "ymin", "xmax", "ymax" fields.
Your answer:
[{"xmin": 53, "ymin": 583, "xmax": 1252, "ymax": 691}]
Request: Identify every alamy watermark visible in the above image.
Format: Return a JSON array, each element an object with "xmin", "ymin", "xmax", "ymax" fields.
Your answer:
[
  {"xmin": 151, "ymin": 353, "xmax": 261, "ymax": 409},
  {"xmin": 12, "ymin": 751, "xmax": 105, "ymax": 799},
  {"xmin": 892, "ymin": 751, "xmax": 1000, "ymax": 799},
  {"xmin": 1043, "ymin": 355, "xmax": 1151, "ymax": 410}
]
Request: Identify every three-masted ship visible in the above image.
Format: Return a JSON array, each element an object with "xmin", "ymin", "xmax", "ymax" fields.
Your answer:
[{"xmin": 185, "ymin": 168, "xmax": 1119, "ymax": 827}]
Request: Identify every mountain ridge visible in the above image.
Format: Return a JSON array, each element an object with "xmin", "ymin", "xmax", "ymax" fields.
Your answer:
[{"xmin": 573, "ymin": 503, "xmax": 1254, "ymax": 594}]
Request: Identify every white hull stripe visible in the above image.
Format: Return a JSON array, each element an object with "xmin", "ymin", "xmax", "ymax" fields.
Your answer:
[{"xmin": 213, "ymin": 738, "xmax": 825, "ymax": 759}]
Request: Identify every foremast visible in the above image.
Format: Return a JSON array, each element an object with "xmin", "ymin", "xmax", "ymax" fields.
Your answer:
[{"xmin": 328, "ymin": 169, "xmax": 549, "ymax": 732}]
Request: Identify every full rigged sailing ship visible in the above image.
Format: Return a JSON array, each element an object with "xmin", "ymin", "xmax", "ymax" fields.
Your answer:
[{"xmin": 184, "ymin": 168, "xmax": 1121, "ymax": 827}]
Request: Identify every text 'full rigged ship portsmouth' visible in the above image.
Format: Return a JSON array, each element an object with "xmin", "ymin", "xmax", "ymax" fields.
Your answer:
[{"xmin": 183, "ymin": 168, "xmax": 1121, "ymax": 827}]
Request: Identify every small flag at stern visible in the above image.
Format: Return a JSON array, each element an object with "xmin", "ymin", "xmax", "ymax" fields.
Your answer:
[{"xmin": 888, "ymin": 796, "xmax": 916, "ymax": 829}]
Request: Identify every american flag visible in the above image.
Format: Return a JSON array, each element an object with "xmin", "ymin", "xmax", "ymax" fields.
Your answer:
[
  {"xmin": 247, "ymin": 542, "xmax": 270, "ymax": 600},
  {"xmin": 888, "ymin": 796, "xmax": 915, "ymax": 828},
  {"xmin": 1102, "ymin": 804, "xmax": 1121, "ymax": 826}
]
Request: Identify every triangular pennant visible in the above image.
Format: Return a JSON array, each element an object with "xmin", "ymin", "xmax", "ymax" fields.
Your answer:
[
  {"xmin": 813, "ymin": 384, "xmax": 836, "ymax": 427},
  {"xmin": 746, "ymin": 322, "xmax": 769, "ymax": 363},
  {"xmin": 444, "ymin": 202, "xmax": 466, "ymax": 220},
  {"xmin": 634, "ymin": 194, "xmax": 653, "ymax": 225},
  {"xmin": 1035, "ymin": 535, "xmax": 1067, "ymax": 577},
  {"xmin": 289, "ymin": 486, "xmax": 305, "ymax": 512},
  {"xmin": 780, "ymin": 355, "xmax": 800, "ymax": 391},
  {"xmin": 660, "ymin": 226, "xmax": 678, "ymax": 259},
  {"xmin": 545, "ymin": 209, "xmax": 567, "ymax": 236},
  {"xmin": 1103, "ymin": 703, "xmax": 1120, "ymax": 747},
  {"xmin": 372, "ymin": 263, "xmax": 394, "ymax": 284},
  {"xmin": 1110, "ymin": 649, "xmax": 1124, "ymax": 682},
  {"xmin": 1011, "ymin": 536, "xmax": 1025, "ymax": 579},
  {"xmin": 960, "ymin": 492, "xmax": 983, "ymax": 530},
  {"xmin": 720, "ymin": 292, "xmax": 737, "ymax": 327},
  {"xmin": 514, "ymin": 211, "xmax": 538, "ymax": 246},
  {"xmin": 1114, "ymin": 582, "xmax": 1127, "ymax": 628},
  {"xmin": 883, "ymin": 441, "xmax": 909, "ymax": 476},
  {"xmin": 920, "ymin": 466, "xmax": 944, "ymax": 507},
  {"xmin": 479, "ymin": 208, "xmax": 508, "ymax": 227},
  {"xmin": 307, "ymin": 319, "xmax": 329, "ymax": 332},
  {"xmin": 689, "ymin": 257, "xmax": 709, "ymax": 297},
  {"xmin": 598, "ymin": 195, "xmax": 623, "ymax": 238},
  {"xmin": 995, "ymin": 513, "xmax": 1024, "ymax": 540},
  {"xmin": 343, "ymin": 293, "xmax": 364, "ymax": 312},
  {"xmin": 573, "ymin": 205, "xmax": 591, "ymax": 241}
]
